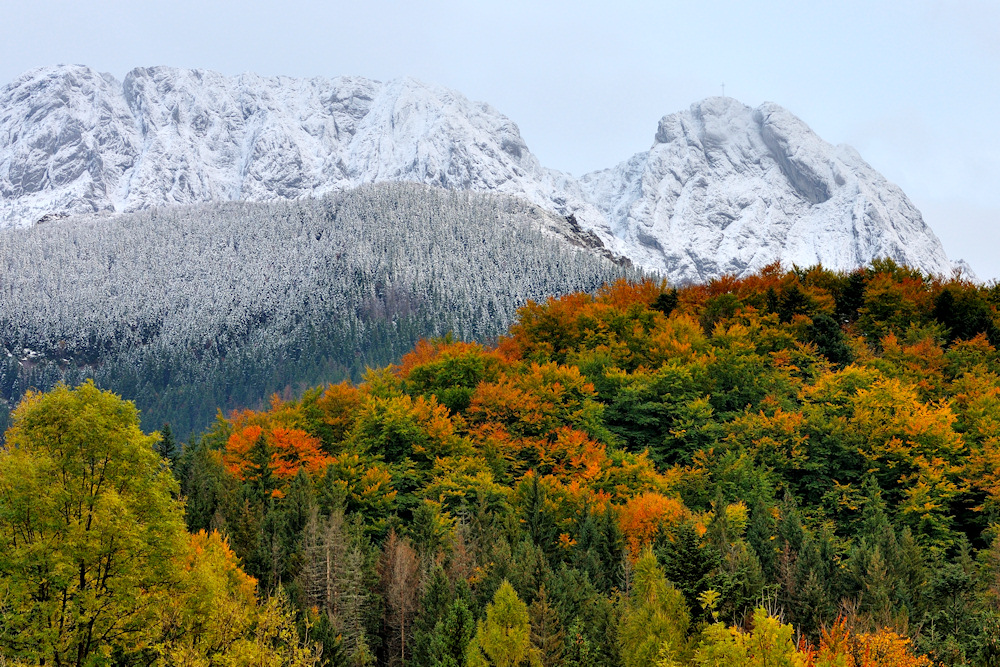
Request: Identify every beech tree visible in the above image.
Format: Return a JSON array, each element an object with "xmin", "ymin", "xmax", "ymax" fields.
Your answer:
[
  {"xmin": 34, "ymin": 262, "xmax": 984, "ymax": 665},
  {"xmin": 0, "ymin": 381, "xmax": 186, "ymax": 665},
  {"xmin": 158, "ymin": 530, "xmax": 319, "ymax": 667},
  {"xmin": 694, "ymin": 608, "xmax": 799, "ymax": 667}
]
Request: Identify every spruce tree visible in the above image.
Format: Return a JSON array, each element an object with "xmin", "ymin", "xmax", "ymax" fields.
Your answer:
[
  {"xmin": 412, "ymin": 567, "xmax": 454, "ymax": 666},
  {"xmin": 157, "ymin": 421, "xmax": 177, "ymax": 467}
]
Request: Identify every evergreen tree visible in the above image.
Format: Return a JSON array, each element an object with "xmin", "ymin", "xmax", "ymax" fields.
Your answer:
[
  {"xmin": 411, "ymin": 567, "xmax": 454, "ymax": 666},
  {"xmin": 572, "ymin": 503, "xmax": 622, "ymax": 594},
  {"xmin": 246, "ymin": 431, "xmax": 278, "ymax": 504},
  {"xmin": 807, "ymin": 313, "xmax": 854, "ymax": 366},
  {"xmin": 746, "ymin": 495, "xmax": 778, "ymax": 581},
  {"xmin": 652, "ymin": 289, "xmax": 679, "ymax": 316},
  {"xmin": 425, "ymin": 582, "xmax": 475, "ymax": 667},
  {"xmin": 178, "ymin": 437, "xmax": 229, "ymax": 532},
  {"xmin": 508, "ymin": 538, "xmax": 552, "ymax": 606},
  {"xmin": 158, "ymin": 421, "xmax": 178, "ymax": 467},
  {"xmin": 520, "ymin": 472, "xmax": 557, "ymax": 551},
  {"xmin": 548, "ymin": 565, "xmax": 620, "ymax": 667},
  {"xmin": 658, "ymin": 521, "xmax": 721, "ymax": 617},
  {"xmin": 466, "ymin": 580, "xmax": 540, "ymax": 667},
  {"xmin": 298, "ymin": 509, "xmax": 374, "ymax": 666},
  {"xmin": 792, "ymin": 531, "xmax": 835, "ymax": 637},
  {"xmin": 279, "ymin": 467, "xmax": 319, "ymax": 589}
]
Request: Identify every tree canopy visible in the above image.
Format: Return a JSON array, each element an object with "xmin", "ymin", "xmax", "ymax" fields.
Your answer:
[
  {"xmin": 0, "ymin": 381, "xmax": 186, "ymax": 665},
  {"xmin": 0, "ymin": 381, "xmax": 318, "ymax": 666},
  {"xmin": 10, "ymin": 260, "xmax": 1000, "ymax": 665}
]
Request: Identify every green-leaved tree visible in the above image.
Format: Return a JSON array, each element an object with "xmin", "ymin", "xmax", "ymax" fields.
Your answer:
[
  {"xmin": 466, "ymin": 580, "xmax": 541, "ymax": 667},
  {"xmin": 0, "ymin": 381, "xmax": 187, "ymax": 665},
  {"xmin": 618, "ymin": 549, "xmax": 690, "ymax": 667}
]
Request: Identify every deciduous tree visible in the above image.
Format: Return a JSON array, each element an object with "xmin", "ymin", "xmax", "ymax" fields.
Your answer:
[{"xmin": 0, "ymin": 381, "xmax": 187, "ymax": 665}]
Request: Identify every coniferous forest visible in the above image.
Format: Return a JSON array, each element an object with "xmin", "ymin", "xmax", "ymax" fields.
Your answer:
[
  {"xmin": 0, "ymin": 183, "xmax": 635, "ymax": 438},
  {"xmin": 4, "ymin": 261, "xmax": 1000, "ymax": 665}
]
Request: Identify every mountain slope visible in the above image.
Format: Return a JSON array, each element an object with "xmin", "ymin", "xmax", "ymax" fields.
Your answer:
[
  {"xmin": 0, "ymin": 65, "xmax": 609, "ymax": 239},
  {"xmin": 579, "ymin": 97, "xmax": 954, "ymax": 282},
  {"xmin": 0, "ymin": 65, "xmax": 958, "ymax": 280},
  {"xmin": 0, "ymin": 183, "xmax": 635, "ymax": 437}
]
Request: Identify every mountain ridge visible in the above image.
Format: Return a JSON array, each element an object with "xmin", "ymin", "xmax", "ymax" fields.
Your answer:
[
  {"xmin": 0, "ymin": 64, "xmax": 961, "ymax": 281},
  {"xmin": 580, "ymin": 96, "xmax": 957, "ymax": 281}
]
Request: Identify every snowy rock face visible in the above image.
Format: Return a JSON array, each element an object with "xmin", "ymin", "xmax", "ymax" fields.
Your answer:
[
  {"xmin": 579, "ymin": 97, "xmax": 955, "ymax": 282},
  {"xmin": 0, "ymin": 66, "xmax": 957, "ymax": 281},
  {"xmin": 0, "ymin": 66, "xmax": 140, "ymax": 222},
  {"xmin": 0, "ymin": 65, "xmax": 606, "ymax": 235}
]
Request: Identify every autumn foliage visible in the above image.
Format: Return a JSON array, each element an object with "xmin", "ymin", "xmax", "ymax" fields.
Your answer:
[
  {"xmin": 177, "ymin": 261, "xmax": 1000, "ymax": 666},
  {"xmin": 803, "ymin": 618, "xmax": 934, "ymax": 667}
]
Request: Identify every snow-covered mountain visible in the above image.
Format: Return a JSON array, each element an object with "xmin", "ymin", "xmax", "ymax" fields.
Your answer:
[
  {"xmin": 579, "ymin": 97, "xmax": 956, "ymax": 281},
  {"xmin": 0, "ymin": 65, "xmax": 960, "ymax": 281}
]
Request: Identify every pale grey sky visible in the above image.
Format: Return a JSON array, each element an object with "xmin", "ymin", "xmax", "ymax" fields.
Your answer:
[{"xmin": 3, "ymin": 0, "xmax": 998, "ymax": 279}]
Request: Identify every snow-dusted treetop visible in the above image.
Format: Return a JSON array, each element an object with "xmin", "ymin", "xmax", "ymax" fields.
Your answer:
[{"xmin": 0, "ymin": 65, "xmax": 960, "ymax": 282}]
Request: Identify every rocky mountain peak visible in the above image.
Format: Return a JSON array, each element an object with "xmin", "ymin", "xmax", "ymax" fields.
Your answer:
[
  {"xmin": 0, "ymin": 65, "xmax": 961, "ymax": 282},
  {"xmin": 580, "ymin": 97, "xmax": 955, "ymax": 282}
]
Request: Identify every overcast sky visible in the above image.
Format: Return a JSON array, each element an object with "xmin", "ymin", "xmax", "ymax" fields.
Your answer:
[{"xmin": 3, "ymin": 0, "xmax": 998, "ymax": 279}]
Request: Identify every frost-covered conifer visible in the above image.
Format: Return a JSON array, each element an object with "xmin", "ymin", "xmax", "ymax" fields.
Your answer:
[{"xmin": 0, "ymin": 183, "xmax": 639, "ymax": 436}]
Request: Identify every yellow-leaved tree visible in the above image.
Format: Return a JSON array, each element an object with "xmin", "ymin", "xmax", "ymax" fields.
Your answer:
[
  {"xmin": 0, "ymin": 382, "xmax": 319, "ymax": 667},
  {"xmin": 0, "ymin": 381, "xmax": 187, "ymax": 665},
  {"xmin": 618, "ymin": 549, "xmax": 691, "ymax": 667},
  {"xmin": 466, "ymin": 580, "xmax": 541, "ymax": 667},
  {"xmin": 694, "ymin": 607, "xmax": 802, "ymax": 667}
]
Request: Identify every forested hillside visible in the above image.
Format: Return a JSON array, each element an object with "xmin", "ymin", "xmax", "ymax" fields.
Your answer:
[
  {"xmin": 4, "ymin": 262, "xmax": 1000, "ymax": 665},
  {"xmin": 0, "ymin": 183, "xmax": 634, "ymax": 437}
]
